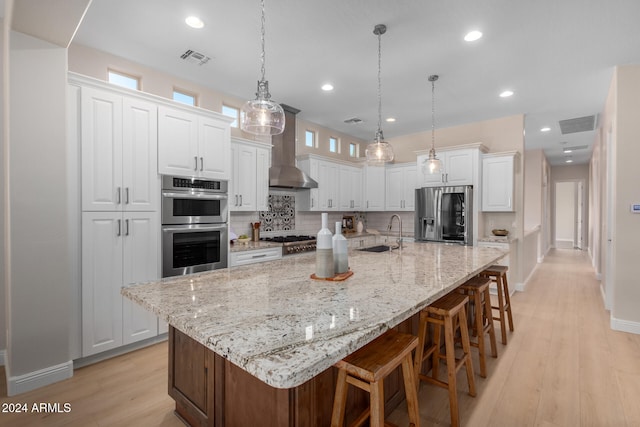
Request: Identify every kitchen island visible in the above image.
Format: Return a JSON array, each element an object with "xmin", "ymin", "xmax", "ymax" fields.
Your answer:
[{"xmin": 122, "ymin": 242, "xmax": 505, "ymax": 426}]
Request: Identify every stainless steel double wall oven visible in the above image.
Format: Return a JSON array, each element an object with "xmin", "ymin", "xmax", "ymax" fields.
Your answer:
[{"xmin": 161, "ymin": 175, "xmax": 228, "ymax": 277}]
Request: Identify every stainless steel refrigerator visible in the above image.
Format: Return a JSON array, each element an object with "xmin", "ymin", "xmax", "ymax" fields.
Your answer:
[{"xmin": 414, "ymin": 185, "xmax": 473, "ymax": 245}]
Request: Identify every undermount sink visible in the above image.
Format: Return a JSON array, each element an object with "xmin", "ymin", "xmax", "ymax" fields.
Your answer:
[{"xmin": 359, "ymin": 244, "xmax": 399, "ymax": 253}]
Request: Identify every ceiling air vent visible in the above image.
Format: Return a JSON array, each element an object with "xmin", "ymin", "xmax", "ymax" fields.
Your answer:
[
  {"xmin": 559, "ymin": 115, "xmax": 596, "ymax": 134},
  {"xmin": 344, "ymin": 117, "xmax": 363, "ymax": 124},
  {"xmin": 180, "ymin": 49, "xmax": 211, "ymax": 66}
]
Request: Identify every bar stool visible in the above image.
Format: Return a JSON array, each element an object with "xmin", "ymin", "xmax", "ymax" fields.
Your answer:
[
  {"xmin": 456, "ymin": 276, "xmax": 498, "ymax": 378},
  {"xmin": 480, "ymin": 265, "xmax": 514, "ymax": 344},
  {"xmin": 331, "ymin": 329, "xmax": 420, "ymax": 427},
  {"xmin": 414, "ymin": 292, "xmax": 476, "ymax": 427}
]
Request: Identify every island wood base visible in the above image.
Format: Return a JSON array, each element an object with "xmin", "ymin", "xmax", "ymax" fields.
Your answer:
[{"xmin": 168, "ymin": 316, "xmax": 418, "ymax": 427}]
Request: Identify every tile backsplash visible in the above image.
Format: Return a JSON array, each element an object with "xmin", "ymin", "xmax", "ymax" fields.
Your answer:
[{"xmin": 259, "ymin": 195, "xmax": 295, "ymax": 231}]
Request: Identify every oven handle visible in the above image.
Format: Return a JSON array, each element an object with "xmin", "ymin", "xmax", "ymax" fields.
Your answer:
[
  {"xmin": 162, "ymin": 192, "xmax": 228, "ymax": 201},
  {"xmin": 162, "ymin": 224, "xmax": 228, "ymax": 233}
]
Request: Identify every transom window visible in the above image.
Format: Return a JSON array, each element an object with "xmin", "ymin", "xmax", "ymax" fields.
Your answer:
[
  {"xmin": 329, "ymin": 137, "xmax": 339, "ymax": 153},
  {"xmin": 222, "ymin": 105, "xmax": 239, "ymax": 128},
  {"xmin": 108, "ymin": 70, "xmax": 140, "ymax": 90},
  {"xmin": 349, "ymin": 143, "xmax": 358, "ymax": 157},
  {"xmin": 173, "ymin": 89, "xmax": 197, "ymax": 106},
  {"xmin": 305, "ymin": 130, "xmax": 316, "ymax": 148}
]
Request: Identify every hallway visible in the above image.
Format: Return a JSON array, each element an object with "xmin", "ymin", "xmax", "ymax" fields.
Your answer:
[{"xmin": 1, "ymin": 249, "xmax": 639, "ymax": 426}]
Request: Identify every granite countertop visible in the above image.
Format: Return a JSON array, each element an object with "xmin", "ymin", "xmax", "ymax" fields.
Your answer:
[
  {"xmin": 478, "ymin": 235, "xmax": 518, "ymax": 244},
  {"xmin": 230, "ymin": 240, "xmax": 282, "ymax": 253},
  {"xmin": 122, "ymin": 242, "xmax": 506, "ymax": 389}
]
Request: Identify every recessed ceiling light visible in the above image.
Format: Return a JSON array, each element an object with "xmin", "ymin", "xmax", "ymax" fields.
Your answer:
[
  {"xmin": 321, "ymin": 83, "xmax": 334, "ymax": 91},
  {"xmin": 565, "ymin": 158, "xmax": 573, "ymax": 163},
  {"xmin": 499, "ymin": 90, "xmax": 514, "ymax": 98},
  {"xmin": 540, "ymin": 127, "xmax": 551, "ymax": 132},
  {"xmin": 464, "ymin": 30, "xmax": 483, "ymax": 42},
  {"xmin": 563, "ymin": 148, "xmax": 573, "ymax": 153},
  {"xmin": 386, "ymin": 117, "xmax": 396, "ymax": 123},
  {"xmin": 185, "ymin": 16, "xmax": 204, "ymax": 29}
]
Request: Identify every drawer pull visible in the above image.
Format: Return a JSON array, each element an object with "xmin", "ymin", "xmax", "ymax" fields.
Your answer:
[{"xmin": 251, "ymin": 254, "xmax": 267, "ymax": 259}]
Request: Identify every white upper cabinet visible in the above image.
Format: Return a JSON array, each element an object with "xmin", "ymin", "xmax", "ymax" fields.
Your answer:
[
  {"xmin": 158, "ymin": 105, "xmax": 232, "ymax": 180},
  {"xmin": 416, "ymin": 148, "xmax": 476, "ymax": 187},
  {"xmin": 482, "ymin": 153, "xmax": 516, "ymax": 212},
  {"xmin": 81, "ymin": 86, "xmax": 159, "ymax": 212},
  {"xmin": 230, "ymin": 138, "xmax": 271, "ymax": 212},
  {"xmin": 339, "ymin": 165, "xmax": 363, "ymax": 211},
  {"xmin": 363, "ymin": 165, "xmax": 385, "ymax": 211},
  {"xmin": 385, "ymin": 163, "xmax": 417, "ymax": 211},
  {"xmin": 297, "ymin": 155, "xmax": 341, "ymax": 211}
]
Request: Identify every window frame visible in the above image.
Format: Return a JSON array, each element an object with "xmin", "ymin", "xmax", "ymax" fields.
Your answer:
[
  {"xmin": 172, "ymin": 88, "xmax": 198, "ymax": 106},
  {"xmin": 222, "ymin": 104, "xmax": 240, "ymax": 128},
  {"xmin": 329, "ymin": 136, "xmax": 339, "ymax": 153},
  {"xmin": 349, "ymin": 142, "xmax": 359, "ymax": 158},
  {"xmin": 107, "ymin": 69, "xmax": 140, "ymax": 90},
  {"xmin": 305, "ymin": 130, "xmax": 316, "ymax": 148}
]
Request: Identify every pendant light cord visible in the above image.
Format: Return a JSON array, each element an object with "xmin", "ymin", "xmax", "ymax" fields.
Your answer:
[
  {"xmin": 260, "ymin": 0, "xmax": 266, "ymax": 82},
  {"xmin": 376, "ymin": 28, "xmax": 383, "ymax": 142},
  {"xmin": 431, "ymin": 78, "xmax": 435, "ymax": 151}
]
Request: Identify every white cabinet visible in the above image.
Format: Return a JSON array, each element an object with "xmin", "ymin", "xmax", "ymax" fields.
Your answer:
[
  {"xmin": 347, "ymin": 235, "xmax": 377, "ymax": 249},
  {"xmin": 339, "ymin": 165, "xmax": 363, "ymax": 210},
  {"xmin": 363, "ymin": 165, "xmax": 385, "ymax": 211},
  {"xmin": 416, "ymin": 148, "xmax": 475, "ymax": 187},
  {"xmin": 482, "ymin": 153, "xmax": 515, "ymax": 212},
  {"xmin": 230, "ymin": 247, "xmax": 282, "ymax": 266},
  {"xmin": 385, "ymin": 164, "xmax": 416, "ymax": 211},
  {"xmin": 81, "ymin": 86, "xmax": 159, "ymax": 211},
  {"xmin": 230, "ymin": 138, "xmax": 271, "ymax": 211},
  {"xmin": 82, "ymin": 211, "xmax": 160, "ymax": 356},
  {"xmin": 297, "ymin": 156, "xmax": 340, "ymax": 211},
  {"xmin": 158, "ymin": 105, "xmax": 232, "ymax": 180}
]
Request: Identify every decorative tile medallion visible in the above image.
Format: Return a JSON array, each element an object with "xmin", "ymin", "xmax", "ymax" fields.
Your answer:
[{"xmin": 259, "ymin": 195, "xmax": 295, "ymax": 231}]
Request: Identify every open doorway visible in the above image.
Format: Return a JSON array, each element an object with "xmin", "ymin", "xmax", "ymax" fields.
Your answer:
[{"xmin": 554, "ymin": 180, "xmax": 586, "ymax": 249}]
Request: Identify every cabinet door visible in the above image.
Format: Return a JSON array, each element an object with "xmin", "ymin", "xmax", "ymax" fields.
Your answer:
[
  {"xmin": 364, "ymin": 166, "xmax": 385, "ymax": 211},
  {"xmin": 82, "ymin": 212, "xmax": 124, "ymax": 356},
  {"xmin": 317, "ymin": 161, "xmax": 339, "ymax": 210},
  {"xmin": 446, "ymin": 150, "xmax": 473, "ymax": 185},
  {"xmin": 385, "ymin": 168, "xmax": 405, "ymax": 210},
  {"xmin": 81, "ymin": 87, "xmax": 123, "ymax": 211},
  {"xmin": 234, "ymin": 144, "xmax": 257, "ymax": 211},
  {"xmin": 351, "ymin": 167, "xmax": 363, "ymax": 210},
  {"xmin": 123, "ymin": 212, "xmax": 160, "ymax": 345},
  {"xmin": 122, "ymin": 97, "xmax": 159, "ymax": 211},
  {"xmin": 416, "ymin": 154, "xmax": 445, "ymax": 187},
  {"xmin": 255, "ymin": 146, "xmax": 271, "ymax": 211},
  {"xmin": 403, "ymin": 166, "xmax": 417, "ymax": 210},
  {"xmin": 339, "ymin": 166, "xmax": 355, "ymax": 210},
  {"xmin": 199, "ymin": 116, "xmax": 231, "ymax": 180},
  {"xmin": 482, "ymin": 155, "xmax": 514, "ymax": 211},
  {"xmin": 158, "ymin": 106, "xmax": 199, "ymax": 177}
]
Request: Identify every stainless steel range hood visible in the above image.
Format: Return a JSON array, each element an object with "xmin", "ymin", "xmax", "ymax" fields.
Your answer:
[{"xmin": 269, "ymin": 105, "xmax": 318, "ymax": 189}]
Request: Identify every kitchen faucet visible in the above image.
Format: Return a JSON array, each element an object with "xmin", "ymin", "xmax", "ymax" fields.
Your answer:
[{"xmin": 388, "ymin": 214, "xmax": 403, "ymax": 249}]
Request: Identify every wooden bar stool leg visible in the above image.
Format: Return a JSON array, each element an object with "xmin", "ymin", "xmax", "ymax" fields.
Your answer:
[
  {"xmin": 458, "ymin": 308, "xmax": 476, "ymax": 398},
  {"xmin": 331, "ymin": 369, "xmax": 348, "ymax": 427},
  {"xmin": 443, "ymin": 315, "xmax": 460, "ymax": 427},
  {"xmin": 414, "ymin": 313, "xmax": 428, "ymax": 392},
  {"xmin": 495, "ymin": 274, "xmax": 508, "ymax": 344},
  {"xmin": 484, "ymin": 287, "xmax": 498, "ymax": 358},
  {"xmin": 369, "ymin": 380, "xmax": 385, "ymax": 427},
  {"xmin": 473, "ymin": 289, "xmax": 487, "ymax": 378},
  {"xmin": 431, "ymin": 319, "xmax": 442, "ymax": 382},
  {"xmin": 503, "ymin": 273, "xmax": 514, "ymax": 332},
  {"xmin": 402, "ymin": 354, "xmax": 421, "ymax": 427}
]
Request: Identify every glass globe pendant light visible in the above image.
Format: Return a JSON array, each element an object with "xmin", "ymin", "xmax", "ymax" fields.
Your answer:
[
  {"xmin": 365, "ymin": 24, "xmax": 394, "ymax": 165},
  {"xmin": 422, "ymin": 75, "xmax": 443, "ymax": 175},
  {"xmin": 241, "ymin": 0, "xmax": 285, "ymax": 136}
]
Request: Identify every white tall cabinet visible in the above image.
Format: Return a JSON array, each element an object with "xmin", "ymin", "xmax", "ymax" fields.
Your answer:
[
  {"xmin": 73, "ymin": 75, "xmax": 165, "ymax": 357},
  {"xmin": 230, "ymin": 138, "xmax": 271, "ymax": 211},
  {"xmin": 482, "ymin": 152, "xmax": 516, "ymax": 212}
]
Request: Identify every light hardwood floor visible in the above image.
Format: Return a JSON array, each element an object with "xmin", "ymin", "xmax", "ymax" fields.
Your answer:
[{"xmin": 1, "ymin": 249, "xmax": 639, "ymax": 426}]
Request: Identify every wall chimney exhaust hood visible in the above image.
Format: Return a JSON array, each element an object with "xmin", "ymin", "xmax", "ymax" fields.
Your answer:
[{"xmin": 269, "ymin": 105, "xmax": 318, "ymax": 189}]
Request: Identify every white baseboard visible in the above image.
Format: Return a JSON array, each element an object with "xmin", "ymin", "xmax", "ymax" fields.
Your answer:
[
  {"xmin": 7, "ymin": 360, "xmax": 73, "ymax": 396},
  {"xmin": 595, "ymin": 273, "xmax": 602, "ymax": 281},
  {"xmin": 0, "ymin": 349, "xmax": 5, "ymax": 366},
  {"xmin": 599, "ymin": 283, "xmax": 607, "ymax": 306},
  {"xmin": 611, "ymin": 316, "xmax": 640, "ymax": 335}
]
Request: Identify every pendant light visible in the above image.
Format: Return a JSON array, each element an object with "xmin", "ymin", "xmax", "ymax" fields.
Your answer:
[
  {"xmin": 422, "ymin": 74, "xmax": 443, "ymax": 175},
  {"xmin": 365, "ymin": 24, "xmax": 394, "ymax": 166},
  {"xmin": 240, "ymin": 0, "xmax": 285, "ymax": 136}
]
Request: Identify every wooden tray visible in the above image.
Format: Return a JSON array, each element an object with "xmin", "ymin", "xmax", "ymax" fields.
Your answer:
[{"xmin": 310, "ymin": 270, "xmax": 354, "ymax": 281}]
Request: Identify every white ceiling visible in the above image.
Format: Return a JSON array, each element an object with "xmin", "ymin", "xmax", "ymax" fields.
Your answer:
[{"xmin": 71, "ymin": 0, "xmax": 640, "ymax": 165}]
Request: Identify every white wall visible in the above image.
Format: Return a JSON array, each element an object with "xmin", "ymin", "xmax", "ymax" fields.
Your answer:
[
  {"xmin": 0, "ymin": 14, "xmax": 7, "ymax": 361},
  {"xmin": 6, "ymin": 31, "xmax": 72, "ymax": 392}
]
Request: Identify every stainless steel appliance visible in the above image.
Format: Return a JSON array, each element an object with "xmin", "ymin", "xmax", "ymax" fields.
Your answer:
[
  {"xmin": 261, "ymin": 235, "xmax": 317, "ymax": 256},
  {"xmin": 162, "ymin": 176, "xmax": 228, "ymax": 277},
  {"xmin": 415, "ymin": 185, "xmax": 473, "ymax": 245}
]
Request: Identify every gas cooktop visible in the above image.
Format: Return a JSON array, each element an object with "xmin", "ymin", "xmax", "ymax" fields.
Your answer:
[{"xmin": 261, "ymin": 235, "xmax": 316, "ymax": 255}]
